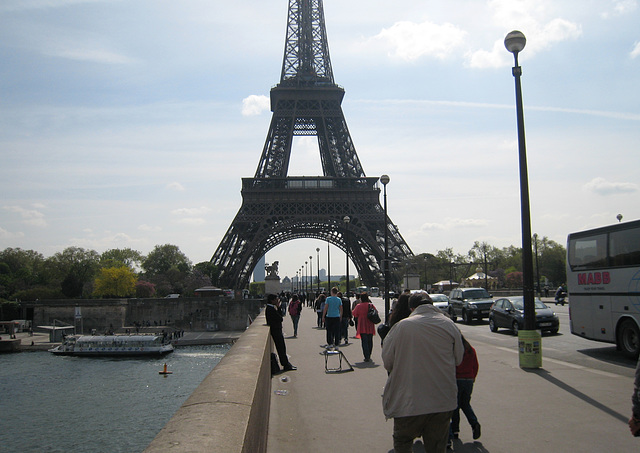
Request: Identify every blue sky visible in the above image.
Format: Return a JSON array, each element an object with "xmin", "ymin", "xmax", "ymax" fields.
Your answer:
[{"xmin": 1, "ymin": 0, "xmax": 639, "ymax": 283}]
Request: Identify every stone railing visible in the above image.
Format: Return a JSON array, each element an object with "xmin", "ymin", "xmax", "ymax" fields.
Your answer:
[{"xmin": 144, "ymin": 311, "xmax": 271, "ymax": 453}]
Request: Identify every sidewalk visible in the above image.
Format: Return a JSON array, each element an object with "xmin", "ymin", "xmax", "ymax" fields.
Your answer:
[{"xmin": 267, "ymin": 303, "xmax": 638, "ymax": 452}]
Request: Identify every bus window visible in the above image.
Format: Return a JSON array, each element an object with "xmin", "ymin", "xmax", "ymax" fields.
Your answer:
[
  {"xmin": 569, "ymin": 233, "xmax": 607, "ymax": 270},
  {"xmin": 610, "ymin": 228, "xmax": 640, "ymax": 267}
]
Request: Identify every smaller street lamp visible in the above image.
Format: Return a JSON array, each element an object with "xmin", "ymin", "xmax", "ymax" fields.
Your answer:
[
  {"xmin": 380, "ymin": 174, "xmax": 391, "ymax": 323},
  {"xmin": 343, "ymin": 216, "xmax": 351, "ymax": 299}
]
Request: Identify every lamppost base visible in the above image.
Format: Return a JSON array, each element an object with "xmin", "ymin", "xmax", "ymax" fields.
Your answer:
[{"xmin": 518, "ymin": 330, "xmax": 542, "ymax": 369}]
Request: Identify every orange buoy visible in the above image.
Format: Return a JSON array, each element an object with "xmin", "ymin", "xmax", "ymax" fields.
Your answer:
[{"xmin": 159, "ymin": 363, "xmax": 172, "ymax": 375}]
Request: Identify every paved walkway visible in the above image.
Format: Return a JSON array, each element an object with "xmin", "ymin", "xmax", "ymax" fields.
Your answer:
[{"xmin": 267, "ymin": 300, "xmax": 639, "ymax": 452}]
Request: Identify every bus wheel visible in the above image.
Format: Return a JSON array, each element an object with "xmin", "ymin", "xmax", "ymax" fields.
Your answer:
[{"xmin": 618, "ymin": 319, "xmax": 640, "ymax": 359}]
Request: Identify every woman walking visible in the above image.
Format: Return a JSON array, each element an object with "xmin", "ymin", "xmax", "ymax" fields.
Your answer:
[
  {"xmin": 288, "ymin": 294, "xmax": 302, "ymax": 337},
  {"xmin": 351, "ymin": 293, "xmax": 377, "ymax": 362}
]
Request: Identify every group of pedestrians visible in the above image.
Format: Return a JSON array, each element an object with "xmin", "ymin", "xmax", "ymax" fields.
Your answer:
[{"xmin": 265, "ymin": 289, "xmax": 482, "ymax": 452}]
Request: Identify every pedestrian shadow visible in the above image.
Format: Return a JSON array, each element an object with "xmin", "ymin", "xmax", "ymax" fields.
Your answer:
[
  {"xmin": 385, "ymin": 439, "xmax": 490, "ymax": 452},
  {"xmin": 352, "ymin": 361, "xmax": 381, "ymax": 369},
  {"xmin": 524, "ymin": 368, "xmax": 628, "ymax": 423}
]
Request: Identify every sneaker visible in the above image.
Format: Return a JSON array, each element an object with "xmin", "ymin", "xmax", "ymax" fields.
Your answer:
[
  {"xmin": 472, "ymin": 423, "xmax": 481, "ymax": 440},
  {"xmin": 446, "ymin": 439, "xmax": 452, "ymax": 449}
]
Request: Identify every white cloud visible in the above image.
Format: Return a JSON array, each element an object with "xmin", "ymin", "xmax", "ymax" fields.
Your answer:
[
  {"xmin": 0, "ymin": 227, "xmax": 25, "ymax": 239},
  {"xmin": 171, "ymin": 207, "xmax": 211, "ymax": 216},
  {"xmin": 242, "ymin": 95, "xmax": 270, "ymax": 116},
  {"xmin": 0, "ymin": 0, "xmax": 106, "ymax": 12},
  {"xmin": 631, "ymin": 41, "xmax": 640, "ymax": 58},
  {"xmin": 167, "ymin": 182, "xmax": 185, "ymax": 191},
  {"xmin": 138, "ymin": 224, "xmax": 161, "ymax": 232},
  {"xmin": 372, "ymin": 20, "xmax": 467, "ymax": 61},
  {"xmin": 176, "ymin": 217, "xmax": 206, "ymax": 226},
  {"xmin": 467, "ymin": 0, "xmax": 582, "ymax": 67},
  {"xmin": 3, "ymin": 205, "xmax": 47, "ymax": 227},
  {"xmin": 584, "ymin": 177, "xmax": 638, "ymax": 195},
  {"xmin": 49, "ymin": 48, "xmax": 136, "ymax": 64},
  {"xmin": 420, "ymin": 218, "xmax": 489, "ymax": 231},
  {"xmin": 602, "ymin": 0, "xmax": 638, "ymax": 17}
]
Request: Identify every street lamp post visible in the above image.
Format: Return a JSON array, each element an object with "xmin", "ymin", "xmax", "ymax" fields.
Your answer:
[
  {"xmin": 533, "ymin": 233, "xmax": 540, "ymax": 297},
  {"xmin": 505, "ymin": 30, "xmax": 535, "ymax": 332},
  {"xmin": 309, "ymin": 255, "xmax": 313, "ymax": 295},
  {"xmin": 327, "ymin": 240, "xmax": 331, "ymax": 291},
  {"xmin": 305, "ymin": 261, "xmax": 308, "ymax": 301},
  {"xmin": 380, "ymin": 175, "xmax": 391, "ymax": 323},
  {"xmin": 506, "ymin": 30, "xmax": 540, "ymax": 368},
  {"xmin": 343, "ymin": 216, "xmax": 351, "ymax": 300},
  {"xmin": 316, "ymin": 247, "xmax": 320, "ymax": 295}
]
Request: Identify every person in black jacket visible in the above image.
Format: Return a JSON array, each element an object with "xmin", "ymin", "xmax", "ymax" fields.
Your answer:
[{"xmin": 265, "ymin": 293, "xmax": 296, "ymax": 371}]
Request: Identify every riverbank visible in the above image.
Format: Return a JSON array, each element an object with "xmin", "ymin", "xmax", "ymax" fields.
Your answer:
[{"xmin": 0, "ymin": 329, "xmax": 245, "ymax": 353}]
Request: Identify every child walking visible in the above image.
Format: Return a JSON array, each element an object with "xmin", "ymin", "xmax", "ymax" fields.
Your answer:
[{"xmin": 449, "ymin": 335, "xmax": 481, "ymax": 446}]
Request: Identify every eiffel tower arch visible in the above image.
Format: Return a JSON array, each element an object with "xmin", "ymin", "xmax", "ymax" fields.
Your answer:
[{"xmin": 211, "ymin": 0, "xmax": 413, "ymax": 289}]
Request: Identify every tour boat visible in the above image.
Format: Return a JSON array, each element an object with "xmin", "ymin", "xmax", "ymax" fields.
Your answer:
[{"xmin": 49, "ymin": 334, "xmax": 174, "ymax": 356}]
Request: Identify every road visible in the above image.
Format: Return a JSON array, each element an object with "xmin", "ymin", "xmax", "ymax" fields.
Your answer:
[{"xmin": 370, "ymin": 296, "xmax": 637, "ymax": 379}]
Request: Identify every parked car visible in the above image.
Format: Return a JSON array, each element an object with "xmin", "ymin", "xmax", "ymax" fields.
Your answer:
[
  {"xmin": 488, "ymin": 296, "xmax": 559, "ymax": 335},
  {"xmin": 448, "ymin": 287, "xmax": 494, "ymax": 324},
  {"xmin": 429, "ymin": 294, "xmax": 450, "ymax": 312}
]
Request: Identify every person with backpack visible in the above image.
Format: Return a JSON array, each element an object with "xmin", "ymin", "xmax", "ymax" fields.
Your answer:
[
  {"xmin": 351, "ymin": 292, "xmax": 378, "ymax": 362},
  {"xmin": 288, "ymin": 294, "xmax": 303, "ymax": 337}
]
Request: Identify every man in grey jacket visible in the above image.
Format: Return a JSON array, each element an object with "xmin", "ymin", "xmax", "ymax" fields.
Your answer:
[
  {"xmin": 382, "ymin": 292, "xmax": 464, "ymax": 453},
  {"xmin": 629, "ymin": 357, "xmax": 640, "ymax": 436}
]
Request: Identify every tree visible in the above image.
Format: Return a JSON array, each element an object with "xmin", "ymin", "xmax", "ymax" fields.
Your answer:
[
  {"xmin": 505, "ymin": 271, "xmax": 523, "ymax": 288},
  {"xmin": 141, "ymin": 245, "xmax": 192, "ymax": 296},
  {"xmin": 0, "ymin": 248, "xmax": 47, "ymax": 298},
  {"xmin": 48, "ymin": 247, "xmax": 100, "ymax": 298},
  {"xmin": 100, "ymin": 248, "xmax": 143, "ymax": 270},
  {"xmin": 142, "ymin": 244, "xmax": 191, "ymax": 275},
  {"xmin": 93, "ymin": 266, "xmax": 137, "ymax": 298},
  {"xmin": 194, "ymin": 261, "xmax": 219, "ymax": 286},
  {"xmin": 135, "ymin": 280, "xmax": 156, "ymax": 298}
]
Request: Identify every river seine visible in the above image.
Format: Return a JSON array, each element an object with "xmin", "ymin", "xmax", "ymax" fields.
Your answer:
[{"xmin": 0, "ymin": 344, "xmax": 230, "ymax": 452}]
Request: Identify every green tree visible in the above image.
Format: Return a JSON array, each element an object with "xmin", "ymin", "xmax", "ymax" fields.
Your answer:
[
  {"xmin": 48, "ymin": 247, "xmax": 100, "ymax": 298},
  {"xmin": 93, "ymin": 266, "xmax": 137, "ymax": 297},
  {"xmin": 194, "ymin": 261, "xmax": 219, "ymax": 286},
  {"xmin": 0, "ymin": 248, "xmax": 47, "ymax": 298},
  {"xmin": 100, "ymin": 248, "xmax": 143, "ymax": 270},
  {"xmin": 142, "ymin": 244, "xmax": 191, "ymax": 275},
  {"xmin": 141, "ymin": 244, "xmax": 192, "ymax": 296}
]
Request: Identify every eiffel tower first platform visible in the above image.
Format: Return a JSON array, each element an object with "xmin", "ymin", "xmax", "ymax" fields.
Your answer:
[{"xmin": 211, "ymin": 0, "xmax": 413, "ymax": 289}]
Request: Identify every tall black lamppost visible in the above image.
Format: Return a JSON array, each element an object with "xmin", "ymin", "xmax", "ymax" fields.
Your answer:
[
  {"xmin": 343, "ymin": 216, "xmax": 351, "ymax": 300},
  {"xmin": 316, "ymin": 247, "xmax": 320, "ymax": 294},
  {"xmin": 296, "ymin": 270, "xmax": 299, "ymax": 293},
  {"xmin": 304, "ymin": 262, "xmax": 308, "ymax": 299},
  {"xmin": 309, "ymin": 255, "xmax": 313, "ymax": 295},
  {"xmin": 380, "ymin": 174, "xmax": 391, "ymax": 323},
  {"xmin": 505, "ymin": 30, "xmax": 535, "ymax": 333},
  {"xmin": 327, "ymin": 240, "xmax": 331, "ymax": 291},
  {"xmin": 533, "ymin": 233, "xmax": 540, "ymax": 297}
]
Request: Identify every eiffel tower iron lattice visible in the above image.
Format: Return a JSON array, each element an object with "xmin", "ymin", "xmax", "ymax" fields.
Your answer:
[{"xmin": 211, "ymin": 0, "xmax": 413, "ymax": 289}]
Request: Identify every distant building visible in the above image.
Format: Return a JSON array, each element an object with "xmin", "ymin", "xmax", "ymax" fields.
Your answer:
[{"xmin": 253, "ymin": 255, "xmax": 266, "ymax": 282}]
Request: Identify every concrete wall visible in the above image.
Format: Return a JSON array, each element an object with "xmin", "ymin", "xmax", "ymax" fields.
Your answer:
[
  {"xmin": 144, "ymin": 311, "xmax": 272, "ymax": 453},
  {"xmin": 28, "ymin": 297, "xmax": 262, "ymax": 333}
]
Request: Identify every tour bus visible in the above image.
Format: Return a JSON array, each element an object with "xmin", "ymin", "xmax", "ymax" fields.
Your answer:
[
  {"xmin": 567, "ymin": 219, "xmax": 640, "ymax": 358},
  {"xmin": 370, "ymin": 287, "xmax": 380, "ymax": 297},
  {"xmin": 356, "ymin": 286, "xmax": 369, "ymax": 295}
]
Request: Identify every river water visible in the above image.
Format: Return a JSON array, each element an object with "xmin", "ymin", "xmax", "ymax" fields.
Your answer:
[{"xmin": 0, "ymin": 345, "xmax": 230, "ymax": 453}]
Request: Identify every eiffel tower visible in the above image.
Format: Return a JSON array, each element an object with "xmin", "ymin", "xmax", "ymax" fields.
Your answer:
[{"xmin": 211, "ymin": 0, "xmax": 413, "ymax": 289}]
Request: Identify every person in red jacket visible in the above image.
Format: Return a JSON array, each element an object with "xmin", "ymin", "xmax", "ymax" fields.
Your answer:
[{"xmin": 450, "ymin": 335, "xmax": 481, "ymax": 444}]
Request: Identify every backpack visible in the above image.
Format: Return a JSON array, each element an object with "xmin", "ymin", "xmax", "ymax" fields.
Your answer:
[{"xmin": 367, "ymin": 304, "xmax": 381, "ymax": 324}]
